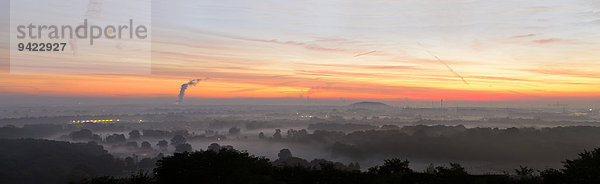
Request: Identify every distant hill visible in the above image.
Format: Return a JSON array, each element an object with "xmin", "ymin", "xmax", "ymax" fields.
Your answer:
[{"xmin": 348, "ymin": 101, "xmax": 390, "ymax": 109}]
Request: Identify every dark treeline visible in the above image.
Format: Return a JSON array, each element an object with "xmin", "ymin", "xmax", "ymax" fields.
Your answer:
[
  {"xmin": 0, "ymin": 139, "xmax": 160, "ymax": 184},
  {"xmin": 268, "ymin": 125, "xmax": 600, "ymax": 164},
  {"xmin": 75, "ymin": 146, "xmax": 600, "ymax": 184},
  {"xmin": 308, "ymin": 122, "xmax": 378, "ymax": 132},
  {"xmin": 0, "ymin": 120, "xmax": 275, "ymax": 140},
  {"xmin": 2, "ymin": 138, "xmax": 600, "ymax": 184},
  {"xmin": 0, "ymin": 124, "xmax": 64, "ymax": 139}
]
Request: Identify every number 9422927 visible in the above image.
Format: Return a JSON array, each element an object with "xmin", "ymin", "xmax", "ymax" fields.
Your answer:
[{"xmin": 18, "ymin": 42, "xmax": 67, "ymax": 52}]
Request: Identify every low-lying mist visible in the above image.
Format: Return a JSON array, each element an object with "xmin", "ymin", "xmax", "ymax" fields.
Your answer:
[{"xmin": 1, "ymin": 103, "xmax": 600, "ymax": 175}]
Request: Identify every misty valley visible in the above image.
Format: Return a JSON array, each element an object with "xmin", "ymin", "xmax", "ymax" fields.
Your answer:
[
  {"xmin": 4, "ymin": 0, "xmax": 600, "ymax": 183},
  {"xmin": 1, "ymin": 102, "xmax": 600, "ymax": 183}
]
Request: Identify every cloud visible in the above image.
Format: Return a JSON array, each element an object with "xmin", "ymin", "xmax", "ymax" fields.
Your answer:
[
  {"xmin": 511, "ymin": 34, "xmax": 536, "ymax": 39},
  {"xmin": 468, "ymin": 75, "xmax": 534, "ymax": 82},
  {"xmin": 532, "ymin": 38, "xmax": 563, "ymax": 44},
  {"xmin": 295, "ymin": 63, "xmax": 417, "ymax": 71},
  {"xmin": 295, "ymin": 70, "xmax": 379, "ymax": 78},
  {"xmin": 228, "ymin": 88, "xmax": 262, "ymax": 93},
  {"xmin": 193, "ymin": 29, "xmax": 350, "ymax": 53},
  {"xmin": 354, "ymin": 50, "xmax": 377, "ymax": 57},
  {"xmin": 520, "ymin": 68, "xmax": 600, "ymax": 79}
]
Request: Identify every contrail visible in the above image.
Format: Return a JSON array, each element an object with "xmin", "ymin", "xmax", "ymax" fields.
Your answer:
[
  {"xmin": 176, "ymin": 78, "xmax": 206, "ymax": 104},
  {"xmin": 418, "ymin": 43, "xmax": 469, "ymax": 85},
  {"xmin": 354, "ymin": 50, "xmax": 376, "ymax": 57}
]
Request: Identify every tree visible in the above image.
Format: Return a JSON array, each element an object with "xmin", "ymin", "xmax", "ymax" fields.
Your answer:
[
  {"xmin": 74, "ymin": 172, "xmax": 155, "ymax": 184},
  {"xmin": 277, "ymin": 149, "xmax": 292, "ymax": 159},
  {"xmin": 0, "ymin": 139, "xmax": 125, "ymax": 184},
  {"xmin": 368, "ymin": 158, "xmax": 412, "ymax": 175},
  {"xmin": 285, "ymin": 129, "xmax": 308, "ymax": 140},
  {"xmin": 170, "ymin": 135, "xmax": 186, "ymax": 146},
  {"xmin": 154, "ymin": 149, "xmax": 274, "ymax": 184},
  {"xmin": 515, "ymin": 165, "xmax": 535, "ymax": 177},
  {"xmin": 141, "ymin": 141, "xmax": 152, "ymax": 150},
  {"xmin": 540, "ymin": 168, "xmax": 563, "ymax": 184},
  {"xmin": 273, "ymin": 129, "xmax": 282, "ymax": 140},
  {"xmin": 561, "ymin": 148, "xmax": 600, "ymax": 183},
  {"xmin": 348, "ymin": 162, "xmax": 361, "ymax": 171},
  {"xmin": 435, "ymin": 163, "xmax": 468, "ymax": 176},
  {"xmin": 174, "ymin": 143, "xmax": 192, "ymax": 153},
  {"xmin": 105, "ymin": 134, "xmax": 126, "ymax": 144},
  {"xmin": 208, "ymin": 143, "xmax": 221, "ymax": 152},
  {"xmin": 129, "ymin": 130, "xmax": 141, "ymax": 140},
  {"xmin": 229, "ymin": 127, "xmax": 241, "ymax": 135},
  {"xmin": 157, "ymin": 140, "xmax": 168, "ymax": 150},
  {"xmin": 68, "ymin": 129, "xmax": 101, "ymax": 142},
  {"xmin": 424, "ymin": 163, "xmax": 436, "ymax": 174}
]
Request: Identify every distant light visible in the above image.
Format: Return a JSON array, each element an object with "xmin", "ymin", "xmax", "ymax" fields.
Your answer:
[
  {"xmin": 590, "ymin": 108, "xmax": 594, "ymax": 112},
  {"xmin": 69, "ymin": 119, "xmax": 116, "ymax": 124}
]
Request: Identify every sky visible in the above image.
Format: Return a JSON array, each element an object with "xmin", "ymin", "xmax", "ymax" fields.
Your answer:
[{"xmin": 1, "ymin": 0, "xmax": 600, "ymax": 102}]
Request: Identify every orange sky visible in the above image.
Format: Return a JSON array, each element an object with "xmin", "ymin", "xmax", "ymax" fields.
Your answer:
[{"xmin": 2, "ymin": 0, "xmax": 600, "ymax": 101}]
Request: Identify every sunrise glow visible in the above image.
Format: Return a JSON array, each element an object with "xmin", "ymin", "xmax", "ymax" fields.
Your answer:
[{"xmin": 2, "ymin": 0, "xmax": 600, "ymax": 101}]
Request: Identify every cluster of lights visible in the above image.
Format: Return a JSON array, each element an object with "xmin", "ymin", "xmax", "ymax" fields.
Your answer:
[{"xmin": 70, "ymin": 119, "xmax": 120, "ymax": 124}]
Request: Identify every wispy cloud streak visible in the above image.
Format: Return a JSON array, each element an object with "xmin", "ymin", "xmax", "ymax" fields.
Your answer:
[
  {"xmin": 354, "ymin": 50, "xmax": 376, "ymax": 57},
  {"xmin": 418, "ymin": 43, "xmax": 470, "ymax": 85},
  {"xmin": 511, "ymin": 34, "xmax": 536, "ymax": 39},
  {"xmin": 194, "ymin": 30, "xmax": 348, "ymax": 53}
]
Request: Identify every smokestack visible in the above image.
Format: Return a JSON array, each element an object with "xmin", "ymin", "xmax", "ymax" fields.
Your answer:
[{"xmin": 176, "ymin": 78, "xmax": 205, "ymax": 104}]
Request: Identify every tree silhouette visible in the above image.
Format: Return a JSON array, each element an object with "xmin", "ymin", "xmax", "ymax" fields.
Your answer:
[
  {"xmin": 561, "ymin": 148, "xmax": 600, "ymax": 183},
  {"xmin": 368, "ymin": 158, "xmax": 412, "ymax": 175},
  {"xmin": 228, "ymin": 127, "xmax": 241, "ymax": 135},
  {"xmin": 435, "ymin": 163, "xmax": 468, "ymax": 176},
  {"xmin": 174, "ymin": 143, "xmax": 192, "ymax": 153},
  {"xmin": 157, "ymin": 140, "xmax": 168, "ymax": 151},
  {"xmin": 68, "ymin": 129, "xmax": 101, "ymax": 142},
  {"xmin": 170, "ymin": 135, "xmax": 186, "ymax": 146},
  {"xmin": 208, "ymin": 143, "xmax": 221, "ymax": 152},
  {"xmin": 141, "ymin": 141, "xmax": 152, "ymax": 150},
  {"xmin": 515, "ymin": 165, "xmax": 535, "ymax": 177},
  {"xmin": 273, "ymin": 129, "xmax": 282, "ymax": 139},
  {"xmin": 105, "ymin": 134, "xmax": 126, "ymax": 144},
  {"xmin": 278, "ymin": 149, "xmax": 292, "ymax": 159},
  {"xmin": 154, "ymin": 149, "xmax": 275, "ymax": 184},
  {"xmin": 129, "ymin": 130, "xmax": 141, "ymax": 140}
]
